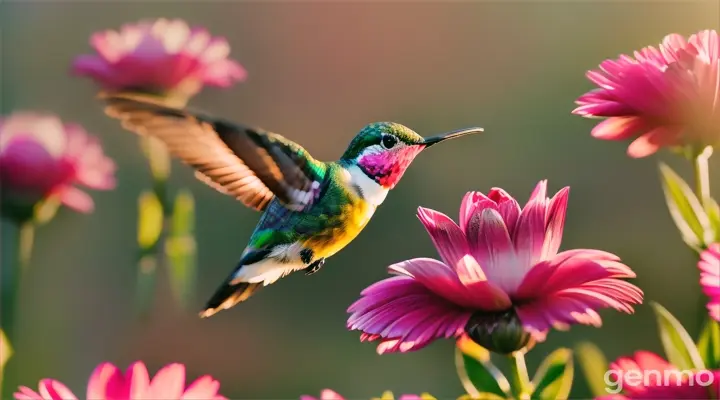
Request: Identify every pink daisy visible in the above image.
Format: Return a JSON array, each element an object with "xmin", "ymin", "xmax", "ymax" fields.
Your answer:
[
  {"xmin": 301, "ymin": 390, "xmax": 428, "ymax": 400},
  {"xmin": 347, "ymin": 180, "xmax": 643, "ymax": 354},
  {"xmin": 698, "ymin": 244, "xmax": 720, "ymax": 322},
  {"xmin": 573, "ymin": 29, "xmax": 720, "ymax": 157},
  {"xmin": 72, "ymin": 18, "xmax": 246, "ymax": 99},
  {"xmin": 0, "ymin": 112, "xmax": 115, "ymax": 218},
  {"xmin": 596, "ymin": 351, "xmax": 720, "ymax": 399},
  {"xmin": 15, "ymin": 361, "xmax": 226, "ymax": 400}
]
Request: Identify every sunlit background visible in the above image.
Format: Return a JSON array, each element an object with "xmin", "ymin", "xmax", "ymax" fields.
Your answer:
[{"xmin": 2, "ymin": 1, "xmax": 720, "ymax": 398}]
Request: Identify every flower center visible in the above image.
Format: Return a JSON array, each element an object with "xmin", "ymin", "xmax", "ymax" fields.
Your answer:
[{"xmin": 464, "ymin": 308, "xmax": 531, "ymax": 354}]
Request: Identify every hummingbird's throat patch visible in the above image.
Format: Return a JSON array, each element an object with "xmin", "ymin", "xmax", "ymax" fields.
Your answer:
[{"xmin": 359, "ymin": 145, "xmax": 424, "ymax": 188}]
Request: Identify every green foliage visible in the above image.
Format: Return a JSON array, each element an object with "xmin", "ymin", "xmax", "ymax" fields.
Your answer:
[
  {"xmin": 658, "ymin": 163, "xmax": 714, "ymax": 251},
  {"xmin": 703, "ymin": 197, "xmax": 720, "ymax": 243},
  {"xmin": 574, "ymin": 342, "xmax": 609, "ymax": 397},
  {"xmin": 531, "ymin": 348, "xmax": 574, "ymax": 400},
  {"xmin": 166, "ymin": 190, "xmax": 197, "ymax": 308},
  {"xmin": 137, "ymin": 191, "xmax": 163, "ymax": 250},
  {"xmin": 455, "ymin": 340, "xmax": 511, "ymax": 398},
  {"xmin": 697, "ymin": 319, "xmax": 720, "ymax": 369},
  {"xmin": 33, "ymin": 197, "xmax": 61, "ymax": 225},
  {"xmin": 650, "ymin": 302, "xmax": 705, "ymax": 370}
]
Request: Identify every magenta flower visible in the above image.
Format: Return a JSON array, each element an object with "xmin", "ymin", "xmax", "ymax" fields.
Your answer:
[
  {"xmin": 699, "ymin": 244, "xmax": 720, "ymax": 322},
  {"xmin": 347, "ymin": 181, "xmax": 643, "ymax": 354},
  {"xmin": 573, "ymin": 29, "xmax": 720, "ymax": 157},
  {"xmin": 301, "ymin": 390, "xmax": 431, "ymax": 400},
  {"xmin": 72, "ymin": 18, "xmax": 246, "ymax": 99},
  {"xmin": 15, "ymin": 361, "xmax": 226, "ymax": 400},
  {"xmin": 0, "ymin": 112, "xmax": 115, "ymax": 219},
  {"xmin": 596, "ymin": 351, "xmax": 720, "ymax": 399}
]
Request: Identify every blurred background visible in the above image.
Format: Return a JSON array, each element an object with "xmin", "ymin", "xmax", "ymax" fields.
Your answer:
[{"xmin": 2, "ymin": 0, "xmax": 720, "ymax": 398}]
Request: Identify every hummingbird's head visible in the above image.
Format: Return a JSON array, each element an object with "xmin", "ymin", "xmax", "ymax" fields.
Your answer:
[{"xmin": 341, "ymin": 122, "xmax": 483, "ymax": 189}]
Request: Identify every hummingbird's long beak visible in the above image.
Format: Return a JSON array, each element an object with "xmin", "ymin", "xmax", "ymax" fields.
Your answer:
[{"xmin": 422, "ymin": 127, "xmax": 484, "ymax": 148}]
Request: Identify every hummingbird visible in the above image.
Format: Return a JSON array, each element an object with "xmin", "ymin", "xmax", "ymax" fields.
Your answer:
[{"xmin": 101, "ymin": 93, "xmax": 483, "ymax": 318}]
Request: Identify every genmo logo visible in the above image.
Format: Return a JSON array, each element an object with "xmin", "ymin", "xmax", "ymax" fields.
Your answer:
[{"xmin": 604, "ymin": 369, "xmax": 716, "ymax": 394}]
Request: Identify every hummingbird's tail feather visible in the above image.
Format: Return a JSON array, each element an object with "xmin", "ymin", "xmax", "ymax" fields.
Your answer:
[{"xmin": 199, "ymin": 281, "xmax": 263, "ymax": 318}]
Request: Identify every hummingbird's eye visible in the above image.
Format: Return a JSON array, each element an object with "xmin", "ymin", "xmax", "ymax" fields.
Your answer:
[{"xmin": 381, "ymin": 135, "xmax": 398, "ymax": 149}]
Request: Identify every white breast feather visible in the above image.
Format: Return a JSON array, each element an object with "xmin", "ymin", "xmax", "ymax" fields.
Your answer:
[{"xmin": 346, "ymin": 164, "xmax": 389, "ymax": 206}]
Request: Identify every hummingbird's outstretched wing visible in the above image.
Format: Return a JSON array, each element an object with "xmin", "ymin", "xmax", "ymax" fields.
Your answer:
[{"xmin": 100, "ymin": 94, "xmax": 327, "ymax": 212}]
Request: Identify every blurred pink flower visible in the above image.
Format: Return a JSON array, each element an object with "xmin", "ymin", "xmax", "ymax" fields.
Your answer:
[
  {"xmin": 72, "ymin": 18, "xmax": 246, "ymax": 98},
  {"xmin": 699, "ymin": 244, "xmax": 720, "ymax": 322},
  {"xmin": 573, "ymin": 29, "xmax": 720, "ymax": 157},
  {"xmin": 301, "ymin": 390, "xmax": 429, "ymax": 400},
  {"xmin": 15, "ymin": 361, "xmax": 226, "ymax": 400},
  {"xmin": 0, "ymin": 112, "xmax": 115, "ymax": 218},
  {"xmin": 348, "ymin": 180, "xmax": 643, "ymax": 354},
  {"xmin": 596, "ymin": 351, "xmax": 720, "ymax": 399}
]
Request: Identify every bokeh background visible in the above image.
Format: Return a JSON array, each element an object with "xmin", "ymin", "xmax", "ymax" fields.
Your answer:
[{"xmin": 2, "ymin": 0, "xmax": 720, "ymax": 398}]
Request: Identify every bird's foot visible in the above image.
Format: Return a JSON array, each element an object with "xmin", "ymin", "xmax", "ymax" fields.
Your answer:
[{"xmin": 304, "ymin": 258, "xmax": 325, "ymax": 276}]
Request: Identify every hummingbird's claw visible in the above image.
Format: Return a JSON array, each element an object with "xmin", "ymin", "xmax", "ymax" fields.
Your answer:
[{"xmin": 304, "ymin": 258, "xmax": 325, "ymax": 276}]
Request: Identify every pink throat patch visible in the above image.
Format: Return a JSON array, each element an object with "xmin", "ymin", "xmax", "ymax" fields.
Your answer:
[{"xmin": 359, "ymin": 146, "xmax": 424, "ymax": 188}]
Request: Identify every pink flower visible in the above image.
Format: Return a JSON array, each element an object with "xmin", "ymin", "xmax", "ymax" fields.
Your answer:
[
  {"xmin": 573, "ymin": 30, "xmax": 720, "ymax": 157},
  {"xmin": 0, "ymin": 112, "xmax": 115, "ymax": 219},
  {"xmin": 15, "ymin": 361, "xmax": 226, "ymax": 400},
  {"xmin": 301, "ymin": 390, "xmax": 430, "ymax": 400},
  {"xmin": 72, "ymin": 18, "xmax": 246, "ymax": 98},
  {"xmin": 347, "ymin": 180, "xmax": 643, "ymax": 354},
  {"xmin": 596, "ymin": 351, "xmax": 720, "ymax": 399},
  {"xmin": 699, "ymin": 244, "xmax": 720, "ymax": 322}
]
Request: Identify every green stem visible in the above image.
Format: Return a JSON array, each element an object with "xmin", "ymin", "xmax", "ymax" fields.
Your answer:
[
  {"xmin": 136, "ymin": 136, "xmax": 173, "ymax": 315},
  {"xmin": 1, "ymin": 218, "xmax": 35, "ymax": 398},
  {"xmin": 507, "ymin": 351, "xmax": 532, "ymax": 400},
  {"xmin": 693, "ymin": 146, "xmax": 712, "ymax": 207}
]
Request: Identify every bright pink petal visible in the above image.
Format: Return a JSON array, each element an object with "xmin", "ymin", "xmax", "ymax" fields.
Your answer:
[
  {"xmin": 514, "ymin": 182, "xmax": 548, "ymax": 269},
  {"xmin": 576, "ymin": 30, "xmax": 720, "ymax": 157},
  {"xmin": 300, "ymin": 389, "xmax": 346, "ymax": 400},
  {"xmin": 590, "ymin": 116, "xmax": 647, "ymax": 140},
  {"xmin": 626, "ymin": 126, "xmax": 681, "ymax": 158},
  {"xmin": 417, "ymin": 207, "xmax": 470, "ymax": 269},
  {"xmin": 468, "ymin": 208, "xmax": 524, "ymax": 293},
  {"xmin": 388, "ymin": 258, "xmax": 510, "ymax": 310},
  {"xmin": 146, "ymin": 363, "xmax": 185, "ymax": 398},
  {"xmin": 699, "ymin": 244, "xmax": 720, "ymax": 322},
  {"xmin": 487, "ymin": 187, "xmax": 522, "ymax": 235},
  {"xmin": 181, "ymin": 375, "xmax": 222, "ymax": 399},
  {"xmin": 72, "ymin": 19, "xmax": 246, "ymax": 94},
  {"xmin": 541, "ymin": 187, "xmax": 569, "ymax": 259},
  {"xmin": 514, "ymin": 249, "xmax": 642, "ymax": 337},
  {"xmin": 57, "ymin": 186, "xmax": 94, "ymax": 213},
  {"xmin": 87, "ymin": 362, "xmax": 129, "ymax": 400},
  {"xmin": 125, "ymin": 362, "xmax": 150, "ymax": 399},
  {"xmin": 40, "ymin": 379, "xmax": 77, "ymax": 400},
  {"xmin": 347, "ymin": 276, "xmax": 472, "ymax": 354}
]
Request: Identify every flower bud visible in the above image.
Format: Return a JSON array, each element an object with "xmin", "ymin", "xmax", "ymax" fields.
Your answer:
[{"xmin": 464, "ymin": 309, "xmax": 531, "ymax": 354}]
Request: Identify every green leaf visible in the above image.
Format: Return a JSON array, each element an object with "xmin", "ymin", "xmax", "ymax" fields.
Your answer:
[
  {"xmin": 137, "ymin": 191, "xmax": 163, "ymax": 250},
  {"xmin": 455, "ymin": 339, "xmax": 511, "ymax": 398},
  {"xmin": 697, "ymin": 319, "xmax": 720, "ymax": 369},
  {"xmin": 531, "ymin": 348, "xmax": 574, "ymax": 400},
  {"xmin": 574, "ymin": 341, "xmax": 609, "ymax": 397},
  {"xmin": 658, "ymin": 163, "xmax": 713, "ymax": 250},
  {"xmin": 703, "ymin": 197, "xmax": 720, "ymax": 243},
  {"xmin": 650, "ymin": 302, "xmax": 705, "ymax": 370},
  {"xmin": 0, "ymin": 330, "xmax": 12, "ymax": 394},
  {"xmin": 140, "ymin": 136, "xmax": 171, "ymax": 181},
  {"xmin": 166, "ymin": 190, "xmax": 197, "ymax": 307},
  {"xmin": 33, "ymin": 196, "xmax": 61, "ymax": 225}
]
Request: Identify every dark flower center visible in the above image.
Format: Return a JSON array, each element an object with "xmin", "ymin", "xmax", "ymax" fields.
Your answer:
[{"xmin": 464, "ymin": 308, "xmax": 531, "ymax": 355}]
